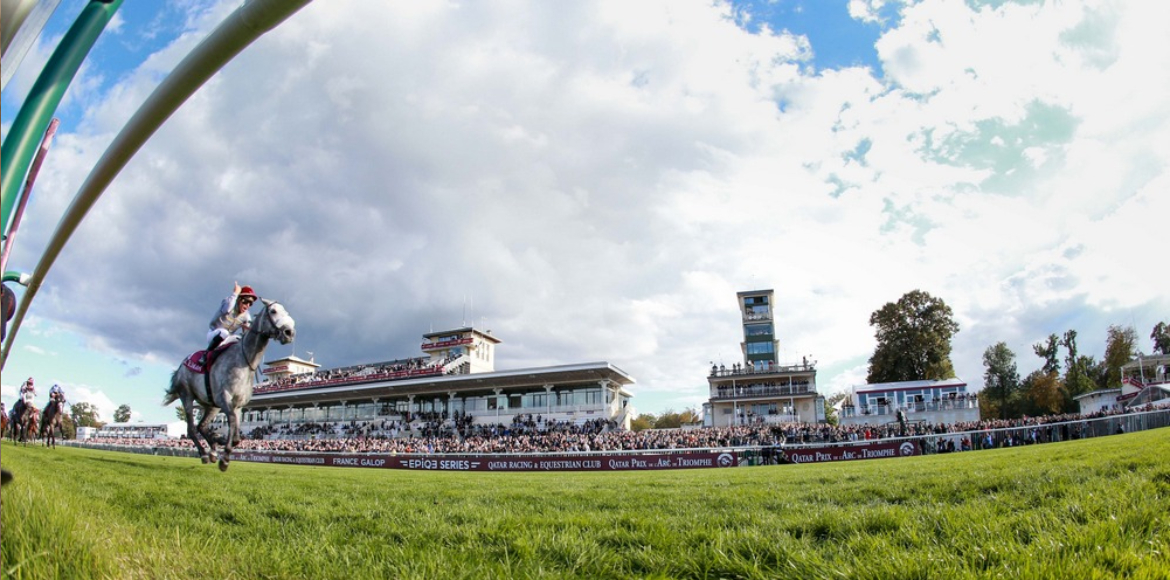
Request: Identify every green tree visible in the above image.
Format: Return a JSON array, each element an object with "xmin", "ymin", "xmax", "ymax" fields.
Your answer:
[
  {"xmin": 1081, "ymin": 355, "xmax": 1107, "ymax": 392},
  {"xmin": 60, "ymin": 415, "xmax": 77, "ymax": 439},
  {"xmin": 982, "ymin": 342, "xmax": 1021, "ymax": 420},
  {"xmin": 1033, "ymin": 334, "xmax": 1061, "ymax": 375},
  {"xmin": 69, "ymin": 402, "xmax": 102, "ymax": 428},
  {"xmin": 1062, "ymin": 330, "xmax": 1095, "ymax": 405},
  {"xmin": 651, "ymin": 408, "xmax": 701, "ymax": 430},
  {"xmin": 629, "ymin": 413, "xmax": 654, "ymax": 432},
  {"xmin": 1152, "ymin": 321, "xmax": 1170, "ymax": 355},
  {"xmin": 1102, "ymin": 325, "xmax": 1136, "ymax": 388},
  {"xmin": 1021, "ymin": 370, "xmax": 1064, "ymax": 415},
  {"xmin": 865, "ymin": 290, "xmax": 960, "ymax": 383},
  {"xmin": 824, "ymin": 392, "xmax": 849, "ymax": 426},
  {"xmin": 114, "ymin": 404, "xmax": 132, "ymax": 423}
]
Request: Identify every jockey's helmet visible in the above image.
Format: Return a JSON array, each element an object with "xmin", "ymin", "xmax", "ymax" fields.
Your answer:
[{"xmin": 239, "ymin": 286, "xmax": 258, "ymax": 300}]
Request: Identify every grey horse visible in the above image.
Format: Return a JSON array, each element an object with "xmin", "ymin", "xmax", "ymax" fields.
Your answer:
[{"xmin": 164, "ymin": 298, "xmax": 295, "ymax": 471}]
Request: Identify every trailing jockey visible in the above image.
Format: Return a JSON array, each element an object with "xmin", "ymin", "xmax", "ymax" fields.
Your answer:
[{"xmin": 13, "ymin": 377, "xmax": 36, "ymax": 426}]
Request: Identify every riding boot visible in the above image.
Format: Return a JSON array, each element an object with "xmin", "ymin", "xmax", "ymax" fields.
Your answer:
[{"xmin": 203, "ymin": 335, "xmax": 225, "ymax": 365}]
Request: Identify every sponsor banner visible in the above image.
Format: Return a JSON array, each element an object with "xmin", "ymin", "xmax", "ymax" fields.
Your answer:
[
  {"xmin": 782, "ymin": 440, "xmax": 918, "ymax": 464},
  {"xmin": 234, "ymin": 451, "xmax": 738, "ymax": 472}
]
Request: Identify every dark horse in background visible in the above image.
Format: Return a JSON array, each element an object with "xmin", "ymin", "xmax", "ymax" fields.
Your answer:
[
  {"xmin": 164, "ymin": 298, "xmax": 295, "ymax": 471},
  {"xmin": 12, "ymin": 404, "xmax": 40, "ymax": 445},
  {"xmin": 41, "ymin": 395, "xmax": 66, "ymax": 448}
]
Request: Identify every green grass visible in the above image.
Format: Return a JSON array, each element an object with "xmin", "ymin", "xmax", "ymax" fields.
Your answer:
[{"xmin": 2, "ymin": 430, "xmax": 1168, "ymax": 579}]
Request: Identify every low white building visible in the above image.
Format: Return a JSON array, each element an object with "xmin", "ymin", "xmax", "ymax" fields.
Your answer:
[
  {"xmin": 1073, "ymin": 389, "xmax": 1123, "ymax": 415},
  {"xmin": 94, "ymin": 421, "xmax": 187, "ymax": 439},
  {"xmin": 838, "ymin": 378, "xmax": 980, "ymax": 427}
]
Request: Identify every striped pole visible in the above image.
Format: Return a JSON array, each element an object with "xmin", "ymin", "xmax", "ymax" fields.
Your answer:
[
  {"xmin": 1, "ymin": 0, "xmax": 122, "ymax": 245},
  {"xmin": 1, "ymin": 0, "xmax": 314, "ymax": 368},
  {"xmin": 0, "ymin": 118, "xmax": 57, "ymax": 277}
]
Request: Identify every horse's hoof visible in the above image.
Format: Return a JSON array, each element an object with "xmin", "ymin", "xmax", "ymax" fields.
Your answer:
[
  {"xmin": 209, "ymin": 452, "xmax": 219, "ymax": 463},
  {"xmin": 218, "ymin": 459, "xmax": 229, "ymax": 472},
  {"xmin": 200, "ymin": 455, "xmax": 211, "ymax": 464}
]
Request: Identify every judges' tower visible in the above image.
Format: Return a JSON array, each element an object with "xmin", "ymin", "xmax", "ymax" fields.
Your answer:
[
  {"xmin": 704, "ymin": 288, "xmax": 824, "ymax": 426},
  {"xmin": 738, "ymin": 289, "xmax": 778, "ymax": 371},
  {"xmin": 421, "ymin": 327, "xmax": 501, "ymax": 374}
]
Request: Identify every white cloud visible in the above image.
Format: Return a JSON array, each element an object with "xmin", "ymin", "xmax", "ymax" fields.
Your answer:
[{"xmin": 4, "ymin": 0, "xmax": 1168, "ymax": 420}]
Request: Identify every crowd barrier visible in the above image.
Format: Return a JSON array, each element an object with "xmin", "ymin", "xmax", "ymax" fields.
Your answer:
[{"xmin": 62, "ymin": 408, "xmax": 1170, "ymax": 471}]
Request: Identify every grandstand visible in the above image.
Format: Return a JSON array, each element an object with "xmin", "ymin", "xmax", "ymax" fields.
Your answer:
[
  {"xmin": 1114, "ymin": 353, "xmax": 1170, "ymax": 410},
  {"xmin": 242, "ymin": 326, "xmax": 635, "ymax": 435}
]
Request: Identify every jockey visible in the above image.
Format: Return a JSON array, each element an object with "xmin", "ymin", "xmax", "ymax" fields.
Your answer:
[
  {"xmin": 14, "ymin": 377, "xmax": 35, "ymax": 419},
  {"xmin": 206, "ymin": 281, "xmax": 258, "ymax": 353},
  {"xmin": 49, "ymin": 383, "xmax": 66, "ymax": 406}
]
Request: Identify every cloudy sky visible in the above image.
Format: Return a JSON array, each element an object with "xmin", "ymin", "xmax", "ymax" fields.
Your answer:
[{"xmin": 2, "ymin": 0, "xmax": 1167, "ymax": 425}]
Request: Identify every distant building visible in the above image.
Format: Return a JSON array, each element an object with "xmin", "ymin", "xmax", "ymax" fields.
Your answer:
[
  {"xmin": 261, "ymin": 355, "xmax": 321, "ymax": 382},
  {"xmin": 703, "ymin": 289, "xmax": 825, "ymax": 426},
  {"xmin": 1077, "ymin": 353, "xmax": 1170, "ymax": 413},
  {"xmin": 1073, "ymin": 388, "xmax": 1123, "ymax": 415},
  {"xmin": 94, "ymin": 421, "xmax": 187, "ymax": 439},
  {"xmin": 244, "ymin": 326, "xmax": 636, "ymax": 430},
  {"xmin": 838, "ymin": 378, "xmax": 979, "ymax": 427}
]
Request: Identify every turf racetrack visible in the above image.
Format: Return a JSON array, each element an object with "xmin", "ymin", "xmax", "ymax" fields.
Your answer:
[{"xmin": 2, "ymin": 429, "xmax": 1168, "ymax": 579}]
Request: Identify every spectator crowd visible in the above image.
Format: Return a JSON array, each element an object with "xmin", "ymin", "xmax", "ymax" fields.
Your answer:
[{"xmin": 76, "ymin": 404, "xmax": 1164, "ymax": 456}]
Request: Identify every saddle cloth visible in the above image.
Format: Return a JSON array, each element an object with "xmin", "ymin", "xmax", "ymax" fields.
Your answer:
[{"xmin": 182, "ymin": 342, "xmax": 235, "ymax": 374}]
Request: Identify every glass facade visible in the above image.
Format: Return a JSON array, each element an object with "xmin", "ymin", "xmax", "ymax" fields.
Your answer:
[
  {"xmin": 857, "ymin": 385, "xmax": 966, "ymax": 407},
  {"xmin": 746, "ymin": 342, "xmax": 775, "ymax": 355}
]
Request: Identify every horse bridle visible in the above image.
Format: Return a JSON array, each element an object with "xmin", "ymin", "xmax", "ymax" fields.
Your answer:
[{"xmin": 241, "ymin": 300, "xmax": 285, "ymax": 372}]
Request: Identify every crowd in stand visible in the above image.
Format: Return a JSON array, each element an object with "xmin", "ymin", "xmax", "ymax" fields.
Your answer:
[
  {"xmin": 255, "ymin": 356, "xmax": 455, "ymax": 394},
  {"xmin": 74, "ymin": 404, "xmax": 1163, "ymax": 455}
]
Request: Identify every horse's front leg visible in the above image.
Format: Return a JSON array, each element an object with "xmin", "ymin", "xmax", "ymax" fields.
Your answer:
[{"xmin": 218, "ymin": 407, "xmax": 241, "ymax": 472}]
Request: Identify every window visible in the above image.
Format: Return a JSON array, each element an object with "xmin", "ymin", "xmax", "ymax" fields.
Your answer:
[
  {"xmin": 746, "ymin": 342, "xmax": 774, "ymax": 355},
  {"xmin": 745, "ymin": 323, "xmax": 773, "ymax": 337},
  {"xmin": 523, "ymin": 393, "xmax": 549, "ymax": 408}
]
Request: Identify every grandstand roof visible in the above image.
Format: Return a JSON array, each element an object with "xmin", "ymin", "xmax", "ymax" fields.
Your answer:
[
  {"xmin": 1073, "ymin": 388, "xmax": 1122, "ymax": 401},
  {"xmin": 1122, "ymin": 353, "xmax": 1170, "ymax": 371},
  {"xmin": 852, "ymin": 378, "xmax": 967, "ymax": 394},
  {"xmin": 423, "ymin": 326, "xmax": 501, "ymax": 344}
]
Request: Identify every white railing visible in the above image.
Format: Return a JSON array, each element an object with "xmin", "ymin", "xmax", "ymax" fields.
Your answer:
[{"xmin": 711, "ymin": 385, "xmax": 816, "ymax": 398}]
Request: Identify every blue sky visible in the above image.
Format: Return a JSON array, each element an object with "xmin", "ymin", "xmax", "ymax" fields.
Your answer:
[
  {"xmin": 3, "ymin": 0, "xmax": 1168, "ymax": 425},
  {"xmin": 733, "ymin": 0, "xmax": 885, "ymax": 71}
]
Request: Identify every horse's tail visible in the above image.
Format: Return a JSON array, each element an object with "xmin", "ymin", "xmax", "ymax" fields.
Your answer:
[{"xmin": 163, "ymin": 368, "xmax": 183, "ymax": 406}]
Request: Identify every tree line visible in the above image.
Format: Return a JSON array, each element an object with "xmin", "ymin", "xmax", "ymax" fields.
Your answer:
[
  {"xmin": 982, "ymin": 323, "xmax": 1169, "ymax": 419},
  {"xmin": 863, "ymin": 289, "xmax": 1168, "ymax": 421}
]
